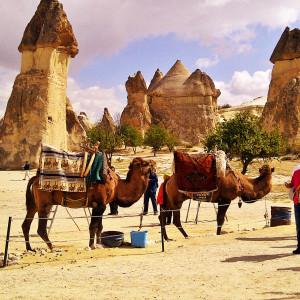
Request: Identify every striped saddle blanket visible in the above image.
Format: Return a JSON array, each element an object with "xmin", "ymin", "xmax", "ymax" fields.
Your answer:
[{"xmin": 39, "ymin": 144, "xmax": 86, "ymax": 192}]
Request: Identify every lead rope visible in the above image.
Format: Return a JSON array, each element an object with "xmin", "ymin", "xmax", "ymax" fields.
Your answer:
[{"xmin": 264, "ymin": 197, "xmax": 269, "ymax": 226}]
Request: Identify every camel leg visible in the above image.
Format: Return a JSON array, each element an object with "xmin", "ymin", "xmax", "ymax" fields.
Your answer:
[
  {"xmin": 172, "ymin": 209, "xmax": 188, "ymax": 238},
  {"xmin": 158, "ymin": 207, "xmax": 172, "ymax": 241},
  {"xmin": 22, "ymin": 209, "xmax": 37, "ymax": 251},
  {"xmin": 37, "ymin": 206, "xmax": 53, "ymax": 250},
  {"xmin": 96, "ymin": 205, "xmax": 106, "ymax": 245},
  {"xmin": 216, "ymin": 201, "xmax": 231, "ymax": 235},
  {"xmin": 89, "ymin": 205, "xmax": 105, "ymax": 249}
]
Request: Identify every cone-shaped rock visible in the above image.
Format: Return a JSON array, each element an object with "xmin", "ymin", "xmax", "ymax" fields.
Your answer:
[
  {"xmin": 0, "ymin": 0, "xmax": 84, "ymax": 169},
  {"xmin": 100, "ymin": 108, "xmax": 116, "ymax": 133},
  {"xmin": 148, "ymin": 69, "xmax": 163, "ymax": 92},
  {"xmin": 149, "ymin": 60, "xmax": 191, "ymax": 96},
  {"xmin": 261, "ymin": 27, "xmax": 300, "ymax": 151}
]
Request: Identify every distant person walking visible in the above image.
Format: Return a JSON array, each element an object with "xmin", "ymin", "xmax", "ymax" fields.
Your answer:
[
  {"xmin": 22, "ymin": 161, "xmax": 30, "ymax": 180},
  {"xmin": 143, "ymin": 171, "xmax": 158, "ymax": 215},
  {"xmin": 285, "ymin": 164, "xmax": 300, "ymax": 254}
]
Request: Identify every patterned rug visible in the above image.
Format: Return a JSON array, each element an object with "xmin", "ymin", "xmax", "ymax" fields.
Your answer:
[
  {"xmin": 39, "ymin": 144, "xmax": 86, "ymax": 192},
  {"xmin": 174, "ymin": 151, "xmax": 217, "ymax": 193}
]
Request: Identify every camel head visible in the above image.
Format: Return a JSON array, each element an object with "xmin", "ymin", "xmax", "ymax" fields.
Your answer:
[
  {"xmin": 116, "ymin": 157, "xmax": 154, "ymax": 208},
  {"xmin": 125, "ymin": 157, "xmax": 153, "ymax": 181},
  {"xmin": 241, "ymin": 164, "xmax": 274, "ymax": 203}
]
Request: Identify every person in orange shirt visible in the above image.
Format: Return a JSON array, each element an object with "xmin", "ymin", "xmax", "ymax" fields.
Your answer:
[{"xmin": 285, "ymin": 165, "xmax": 300, "ymax": 254}]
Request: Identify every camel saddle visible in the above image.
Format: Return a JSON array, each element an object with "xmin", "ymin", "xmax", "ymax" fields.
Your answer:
[
  {"xmin": 173, "ymin": 151, "xmax": 218, "ymax": 194},
  {"xmin": 38, "ymin": 144, "xmax": 107, "ymax": 193}
]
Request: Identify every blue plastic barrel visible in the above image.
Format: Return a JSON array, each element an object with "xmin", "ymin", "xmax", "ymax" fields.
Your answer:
[{"xmin": 270, "ymin": 206, "xmax": 291, "ymax": 227}]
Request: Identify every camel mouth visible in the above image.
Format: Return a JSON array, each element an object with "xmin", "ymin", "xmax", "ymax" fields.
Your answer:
[{"xmin": 241, "ymin": 195, "xmax": 258, "ymax": 203}]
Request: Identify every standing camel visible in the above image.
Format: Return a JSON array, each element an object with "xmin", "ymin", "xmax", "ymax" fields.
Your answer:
[
  {"xmin": 22, "ymin": 157, "xmax": 154, "ymax": 251},
  {"xmin": 159, "ymin": 164, "xmax": 274, "ymax": 241}
]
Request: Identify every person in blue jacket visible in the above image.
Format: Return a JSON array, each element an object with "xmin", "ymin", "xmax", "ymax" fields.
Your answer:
[{"xmin": 143, "ymin": 171, "xmax": 158, "ymax": 215}]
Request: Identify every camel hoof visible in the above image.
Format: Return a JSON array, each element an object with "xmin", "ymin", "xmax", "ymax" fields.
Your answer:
[
  {"xmin": 27, "ymin": 249, "xmax": 36, "ymax": 253},
  {"xmin": 185, "ymin": 235, "xmax": 194, "ymax": 239},
  {"xmin": 166, "ymin": 238, "xmax": 174, "ymax": 242},
  {"xmin": 86, "ymin": 246, "xmax": 92, "ymax": 251},
  {"xmin": 95, "ymin": 244, "xmax": 104, "ymax": 249}
]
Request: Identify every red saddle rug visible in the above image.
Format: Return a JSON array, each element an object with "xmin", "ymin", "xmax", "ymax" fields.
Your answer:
[{"xmin": 174, "ymin": 151, "xmax": 217, "ymax": 193}]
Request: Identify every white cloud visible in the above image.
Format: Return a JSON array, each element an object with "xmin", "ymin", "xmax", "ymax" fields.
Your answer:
[
  {"xmin": 215, "ymin": 69, "xmax": 271, "ymax": 106},
  {"xmin": 67, "ymin": 78, "xmax": 127, "ymax": 122},
  {"xmin": 1, "ymin": 0, "xmax": 300, "ymax": 72},
  {"xmin": 196, "ymin": 55, "xmax": 219, "ymax": 68}
]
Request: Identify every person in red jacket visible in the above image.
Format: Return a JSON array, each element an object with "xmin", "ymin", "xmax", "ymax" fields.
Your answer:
[{"xmin": 285, "ymin": 165, "xmax": 300, "ymax": 254}]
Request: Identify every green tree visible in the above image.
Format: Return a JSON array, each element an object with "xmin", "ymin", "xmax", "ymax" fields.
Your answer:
[
  {"xmin": 144, "ymin": 124, "xmax": 168, "ymax": 156},
  {"xmin": 166, "ymin": 134, "xmax": 179, "ymax": 152},
  {"xmin": 86, "ymin": 124, "xmax": 123, "ymax": 162},
  {"xmin": 125, "ymin": 125, "xmax": 144, "ymax": 154},
  {"xmin": 203, "ymin": 111, "xmax": 286, "ymax": 174}
]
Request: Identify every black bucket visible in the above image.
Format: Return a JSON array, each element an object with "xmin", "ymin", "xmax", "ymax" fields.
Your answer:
[{"xmin": 270, "ymin": 206, "xmax": 291, "ymax": 227}]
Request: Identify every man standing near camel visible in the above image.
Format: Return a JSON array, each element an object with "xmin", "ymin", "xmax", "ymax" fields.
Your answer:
[{"xmin": 285, "ymin": 165, "xmax": 300, "ymax": 255}]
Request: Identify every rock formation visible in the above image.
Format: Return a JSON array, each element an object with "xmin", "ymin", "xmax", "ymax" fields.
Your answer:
[
  {"xmin": 99, "ymin": 108, "xmax": 116, "ymax": 133},
  {"xmin": 260, "ymin": 27, "xmax": 300, "ymax": 151},
  {"xmin": 149, "ymin": 60, "xmax": 220, "ymax": 144},
  {"xmin": 0, "ymin": 0, "xmax": 85, "ymax": 169},
  {"xmin": 78, "ymin": 112, "xmax": 95, "ymax": 131},
  {"xmin": 219, "ymin": 96, "xmax": 266, "ymax": 121},
  {"xmin": 120, "ymin": 71, "xmax": 152, "ymax": 135},
  {"xmin": 121, "ymin": 60, "xmax": 220, "ymax": 144}
]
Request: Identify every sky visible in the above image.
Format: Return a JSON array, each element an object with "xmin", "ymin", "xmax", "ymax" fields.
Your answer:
[{"xmin": 0, "ymin": 0, "xmax": 300, "ymax": 123}]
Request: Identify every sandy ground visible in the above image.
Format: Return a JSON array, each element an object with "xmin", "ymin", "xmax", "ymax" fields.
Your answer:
[{"xmin": 0, "ymin": 148, "xmax": 299, "ymax": 300}]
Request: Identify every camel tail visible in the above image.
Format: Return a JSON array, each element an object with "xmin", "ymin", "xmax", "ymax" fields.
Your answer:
[{"xmin": 25, "ymin": 176, "xmax": 37, "ymax": 212}]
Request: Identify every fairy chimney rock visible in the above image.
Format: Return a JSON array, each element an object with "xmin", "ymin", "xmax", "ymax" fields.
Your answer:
[
  {"xmin": 147, "ymin": 60, "xmax": 220, "ymax": 144},
  {"xmin": 120, "ymin": 71, "xmax": 151, "ymax": 135},
  {"xmin": 0, "ymin": 0, "xmax": 84, "ymax": 169},
  {"xmin": 100, "ymin": 108, "xmax": 116, "ymax": 133},
  {"xmin": 78, "ymin": 112, "xmax": 95, "ymax": 131},
  {"xmin": 261, "ymin": 27, "xmax": 300, "ymax": 151},
  {"xmin": 148, "ymin": 69, "xmax": 163, "ymax": 92}
]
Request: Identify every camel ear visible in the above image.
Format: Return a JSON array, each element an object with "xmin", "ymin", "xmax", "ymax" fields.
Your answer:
[{"xmin": 271, "ymin": 167, "xmax": 275, "ymax": 173}]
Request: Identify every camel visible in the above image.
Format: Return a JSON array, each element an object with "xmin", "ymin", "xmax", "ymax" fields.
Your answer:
[
  {"xmin": 159, "ymin": 163, "xmax": 274, "ymax": 241},
  {"xmin": 22, "ymin": 157, "xmax": 154, "ymax": 251}
]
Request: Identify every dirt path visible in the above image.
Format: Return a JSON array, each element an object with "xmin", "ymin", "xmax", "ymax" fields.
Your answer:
[{"xmin": 0, "ymin": 152, "xmax": 299, "ymax": 300}]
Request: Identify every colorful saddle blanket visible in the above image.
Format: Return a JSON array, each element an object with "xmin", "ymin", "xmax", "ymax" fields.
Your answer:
[
  {"xmin": 174, "ymin": 151, "xmax": 217, "ymax": 193},
  {"xmin": 39, "ymin": 144, "xmax": 86, "ymax": 192}
]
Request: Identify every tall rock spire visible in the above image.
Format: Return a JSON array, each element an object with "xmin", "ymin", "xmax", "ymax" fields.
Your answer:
[
  {"xmin": 0, "ymin": 0, "xmax": 84, "ymax": 169},
  {"xmin": 261, "ymin": 26, "xmax": 300, "ymax": 151}
]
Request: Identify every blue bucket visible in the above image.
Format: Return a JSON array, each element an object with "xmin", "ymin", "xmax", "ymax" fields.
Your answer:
[{"xmin": 130, "ymin": 230, "xmax": 148, "ymax": 248}]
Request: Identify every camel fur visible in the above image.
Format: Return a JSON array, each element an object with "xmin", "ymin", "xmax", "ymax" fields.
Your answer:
[
  {"xmin": 22, "ymin": 157, "xmax": 154, "ymax": 251},
  {"xmin": 159, "ymin": 164, "xmax": 274, "ymax": 241}
]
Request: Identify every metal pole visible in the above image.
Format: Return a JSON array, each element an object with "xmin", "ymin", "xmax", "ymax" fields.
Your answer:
[
  {"xmin": 3, "ymin": 216, "xmax": 12, "ymax": 268},
  {"xmin": 195, "ymin": 201, "xmax": 201, "ymax": 224},
  {"xmin": 161, "ymin": 220, "xmax": 165, "ymax": 252},
  {"xmin": 185, "ymin": 199, "xmax": 192, "ymax": 223}
]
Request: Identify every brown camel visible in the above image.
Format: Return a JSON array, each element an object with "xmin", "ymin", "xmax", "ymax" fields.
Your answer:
[
  {"xmin": 22, "ymin": 157, "xmax": 154, "ymax": 251},
  {"xmin": 159, "ymin": 164, "xmax": 274, "ymax": 241}
]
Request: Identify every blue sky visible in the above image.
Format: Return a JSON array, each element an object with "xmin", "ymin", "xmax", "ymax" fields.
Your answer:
[{"xmin": 0, "ymin": 0, "xmax": 300, "ymax": 122}]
